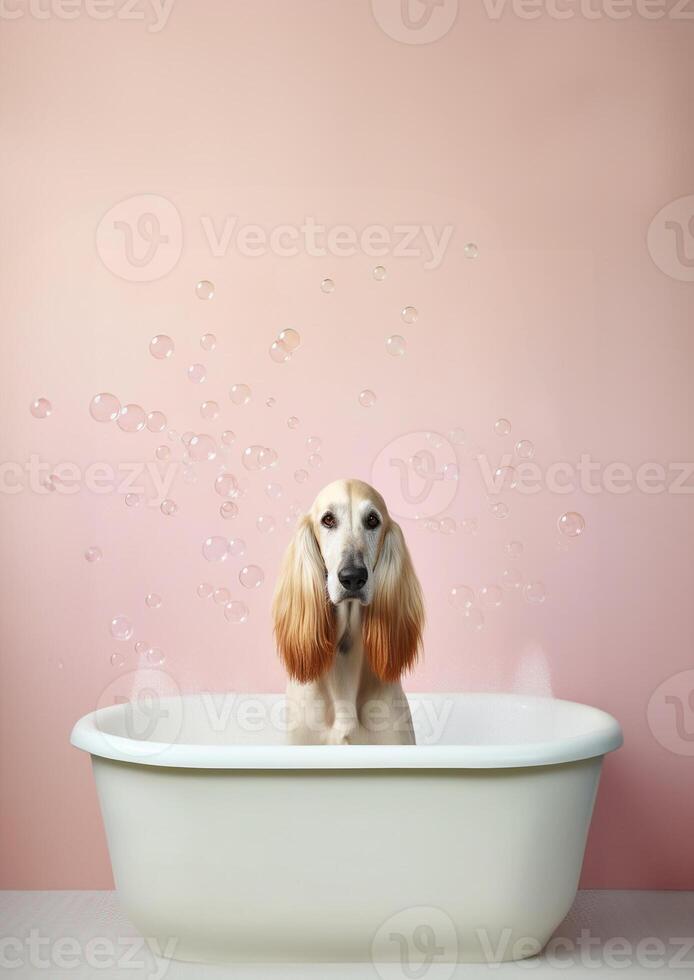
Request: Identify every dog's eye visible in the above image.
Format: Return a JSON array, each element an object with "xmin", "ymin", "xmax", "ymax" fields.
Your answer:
[
  {"xmin": 321, "ymin": 512, "xmax": 336, "ymax": 529},
  {"xmin": 366, "ymin": 512, "xmax": 380, "ymax": 529}
]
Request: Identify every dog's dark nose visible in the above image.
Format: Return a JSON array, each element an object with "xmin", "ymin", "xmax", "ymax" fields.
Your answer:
[{"xmin": 338, "ymin": 565, "xmax": 368, "ymax": 593}]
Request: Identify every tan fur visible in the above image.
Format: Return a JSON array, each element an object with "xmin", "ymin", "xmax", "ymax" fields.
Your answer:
[
  {"xmin": 272, "ymin": 516, "xmax": 336, "ymax": 683},
  {"xmin": 362, "ymin": 522, "xmax": 424, "ymax": 682}
]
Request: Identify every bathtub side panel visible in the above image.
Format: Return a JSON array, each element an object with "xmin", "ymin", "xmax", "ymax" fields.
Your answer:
[{"xmin": 91, "ymin": 756, "xmax": 602, "ymax": 963}]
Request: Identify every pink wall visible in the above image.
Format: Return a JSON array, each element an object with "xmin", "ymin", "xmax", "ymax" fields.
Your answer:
[{"xmin": 1, "ymin": 0, "xmax": 693, "ymax": 890}]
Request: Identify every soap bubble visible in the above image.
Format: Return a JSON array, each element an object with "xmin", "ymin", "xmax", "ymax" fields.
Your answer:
[
  {"xmin": 266, "ymin": 482, "xmax": 283, "ymax": 500},
  {"xmin": 145, "ymin": 593, "xmax": 162, "ymax": 608},
  {"xmin": 373, "ymin": 265, "xmax": 387, "ymax": 281},
  {"xmin": 124, "ymin": 493, "xmax": 142, "ymax": 507},
  {"xmin": 242, "ymin": 445, "xmax": 265, "ymax": 471},
  {"xmin": 258, "ymin": 447, "xmax": 277, "ymax": 469},
  {"xmin": 189, "ymin": 434, "xmax": 217, "ymax": 462},
  {"xmin": 494, "ymin": 418, "xmax": 511, "ymax": 436},
  {"xmin": 146, "ymin": 410, "xmax": 166, "ymax": 433},
  {"xmin": 463, "ymin": 242, "xmax": 478, "ymax": 259},
  {"xmin": 29, "ymin": 397, "xmax": 52, "ymax": 419},
  {"xmin": 187, "ymin": 363, "xmax": 207, "ymax": 384},
  {"xmin": 200, "ymin": 400, "xmax": 219, "ymax": 420},
  {"xmin": 491, "ymin": 501, "xmax": 509, "ymax": 519},
  {"xmin": 270, "ymin": 339, "xmax": 291, "ymax": 363},
  {"xmin": 306, "ymin": 436, "xmax": 321, "ymax": 452},
  {"xmin": 321, "ymin": 278, "xmax": 335, "ymax": 293},
  {"xmin": 449, "ymin": 585, "xmax": 474, "ymax": 610},
  {"xmin": 463, "ymin": 607, "xmax": 484, "ymax": 630},
  {"xmin": 42, "ymin": 475, "xmax": 58, "ymax": 492},
  {"xmin": 149, "ymin": 334, "xmax": 174, "ymax": 359},
  {"xmin": 524, "ymin": 581, "xmax": 546, "ymax": 604},
  {"xmin": 494, "ymin": 465, "xmax": 518, "ymax": 491},
  {"xmin": 221, "ymin": 430, "xmax": 236, "ymax": 446},
  {"xmin": 505, "ymin": 541, "xmax": 523, "ymax": 558},
  {"xmin": 515, "ymin": 440, "xmax": 534, "ymax": 459},
  {"xmin": 146, "ymin": 647, "xmax": 165, "ymax": 666},
  {"xmin": 195, "ymin": 280, "xmax": 215, "ymax": 300},
  {"xmin": 230, "ymin": 384, "xmax": 251, "ymax": 405},
  {"xmin": 213, "ymin": 587, "xmax": 231, "ymax": 605},
  {"xmin": 294, "ymin": 469, "xmax": 309, "ymax": 483},
  {"xmin": 423, "ymin": 519, "xmax": 440, "ymax": 532},
  {"xmin": 167, "ymin": 429, "xmax": 181, "ymax": 442},
  {"xmin": 117, "ymin": 404, "xmax": 146, "ymax": 433},
  {"xmin": 359, "ymin": 389, "xmax": 376, "ymax": 408},
  {"xmin": 308, "ymin": 453, "xmax": 322, "ymax": 468},
  {"xmin": 228, "ymin": 538, "xmax": 246, "ymax": 557},
  {"xmin": 457, "ymin": 518, "xmax": 477, "ymax": 536},
  {"xmin": 502, "ymin": 568, "xmax": 523, "ymax": 590},
  {"xmin": 240, "ymin": 564, "xmax": 264, "ymax": 589},
  {"xmin": 89, "ymin": 393, "xmax": 120, "ymax": 422},
  {"xmin": 401, "ymin": 306, "xmax": 418, "ymax": 324},
  {"xmin": 256, "ymin": 515, "xmax": 275, "ymax": 534},
  {"xmin": 215, "ymin": 473, "xmax": 241, "ymax": 498},
  {"xmin": 439, "ymin": 517, "xmax": 456, "ymax": 534},
  {"xmin": 479, "ymin": 585, "xmax": 503, "ymax": 608},
  {"xmin": 224, "ymin": 601, "xmax": 249, "ymax": 624},
  {"xmin": 266, "ymin": 397, "xmax": 276, "ymax": 408},
  {"xmin": 287, "ymin": 416, "xmax": 299, "ymax": 429},
  {"xmin": 134, "ymin": 640, "xmax": 148, "ymax": 655},
  {"xmin": 160, "ymin": 499, "xmax": 177, "ymax": 516},
  {"xmin": 110, "ymin": 615, "xmax": 133, "ymax": 641},
  {"xmin": 155, "ymin": 445, "xmax": 171, "ymax": 461},
  {"xmin": 84, "ymin": 546, "xmax": 102, "ymax": 563},
  {"xmin": 279, "ymin": 328, "xmax": 301, "ymax": 350},
  {"xmin": 443, "ymin": 462, "xmax": 459, "ymax": 481},
  {"xmin": 220, "ymin": 501, "xmax": 238, "ymax": 519},
  {"xmin": 182, "ymin": 431, "xmax": 195, "ymax": 446},
  {"xmin": 200, "ymin": 332, "xmax": 216, "ymax": 351},
  {"xmin": 448, "ymin": 428, "xmax": 466, "ymax": 445},
  {"xmin": 202, "ymin": 536, "xmax": 229, "ymax": 562},
  {"xmin": 386, "ymin": 335, "xmax": 406, "ymax": 357},
  {"xmin": 197, "ymin": 582, "xmax": 213, "ymax": 598},
  {"xmin": 558, "ymin": 512, "xmax": 585, "ymax": 537},
  {"xmin": 110, "ymin": 652, "xmax": 125, "ymax": 668}
]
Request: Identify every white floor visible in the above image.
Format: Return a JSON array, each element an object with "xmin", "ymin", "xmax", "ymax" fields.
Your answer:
[{"xmin": 0, "ymin": 890, "xmax": 692, "ymax": 978}]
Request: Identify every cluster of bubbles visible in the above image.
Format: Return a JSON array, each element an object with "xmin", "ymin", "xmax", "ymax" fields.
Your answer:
[
  {"xmin": 449, "ymin": 563, "xmax": 547, "ymax": 631},
  {"xmin": 197, "ymin": 582, "xmax": 249, "ymax": 624},
  {"xmin": 108, "ymin": 616, "xmax": 165, "ymax": 667},
  {"xmin": 293, "ymin": 436, "xmax": 322, "ymax": 483},
  {"xmin": 201, "ymin": 537, "xmax": 264, "ymax": 589},
  {"xmin": 269, "ymin": 328, "xmax": 301, "ymax": 364}
]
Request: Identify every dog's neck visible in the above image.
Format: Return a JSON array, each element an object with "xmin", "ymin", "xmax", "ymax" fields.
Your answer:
[{"xmin": 314, "ymin": 601, "xmax": 382, "ymax": 720}]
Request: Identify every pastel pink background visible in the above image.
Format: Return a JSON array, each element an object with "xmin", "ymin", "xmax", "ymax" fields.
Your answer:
[{"xmin": 1, "ymin": 1, "xmax": 693, "ymax": 890}]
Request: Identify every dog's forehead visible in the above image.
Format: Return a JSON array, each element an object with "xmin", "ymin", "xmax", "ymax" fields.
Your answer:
[{"xmin": 311, "ymin": 479, "xmax": 388, "ymax": 520}]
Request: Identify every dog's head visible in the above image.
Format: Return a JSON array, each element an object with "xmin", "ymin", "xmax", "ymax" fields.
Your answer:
[{"xmin": 272, "ymin": 479, "xmax": 424, "ymax": 685}]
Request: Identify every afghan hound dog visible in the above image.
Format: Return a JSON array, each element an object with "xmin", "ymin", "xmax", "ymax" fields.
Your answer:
[{"xmin": 272, "ymin": 479, "xmax": 424, "ymax": 744}]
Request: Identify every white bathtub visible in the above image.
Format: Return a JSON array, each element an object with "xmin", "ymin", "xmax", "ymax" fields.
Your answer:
[{"xmin": 71, "ymin": 691, "xmax": 622, "ymax": 965}]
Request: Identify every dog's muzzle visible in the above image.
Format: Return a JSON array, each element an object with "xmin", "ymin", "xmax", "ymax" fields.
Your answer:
[{"xmin": 337, "ymin": 563, "xmax": 368, "ymax": 598}]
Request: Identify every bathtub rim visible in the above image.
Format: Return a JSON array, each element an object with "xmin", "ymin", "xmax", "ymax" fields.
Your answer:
[{"xmin": 70, "ymin": 691, "xmax": 623, "ymax": 770}]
